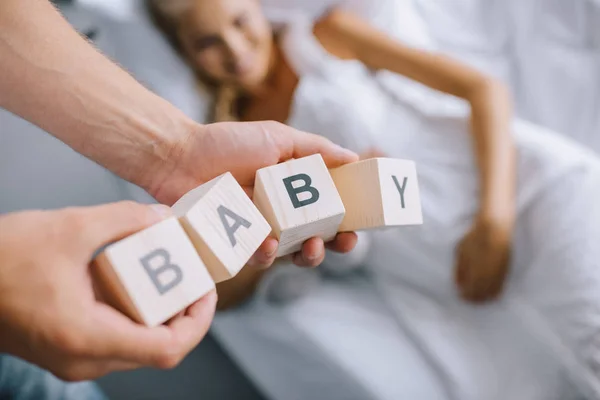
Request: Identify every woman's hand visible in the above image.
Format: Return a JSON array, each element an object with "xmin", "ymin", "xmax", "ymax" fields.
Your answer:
[
  {"xmin": 454, "ymin": 213, "xmax": 514, "ymax": 302},
  {"xmin": 317, "ymin": 10, "xmax": 517, "ymax": 302}
]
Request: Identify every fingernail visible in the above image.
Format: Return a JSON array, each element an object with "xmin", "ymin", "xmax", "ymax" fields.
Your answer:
[
  {"xmin": 150, "ymin": 204, "xmax": 173, "ymax": 219},
  {"xmin": 266, "ymin": 249, "xmax": 276, "ymax": 258},
  {"xmin": 265, "ymin": 238, "xmax": 278, "ymax": 257}
]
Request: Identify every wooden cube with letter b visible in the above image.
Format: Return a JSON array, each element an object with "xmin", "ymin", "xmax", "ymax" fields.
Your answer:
[
  {"xmin": 172, "ymin": 172, "xmax": 271, "ymax": 282},
  {"xmin": 330, "ymin": 157, "xmax": 423, "ymax": 231},
  {"xmin": 253, "ymin": 154, "xmax": 345, "ymax": 257},
  {"xmin": 92, "ymin": 217, "xmax": 215, "ymax": 327}
]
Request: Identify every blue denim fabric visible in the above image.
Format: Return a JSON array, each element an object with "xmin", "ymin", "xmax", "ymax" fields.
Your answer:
[{"xmin": 0, "ymin": 355, "xmax": 107, "ymax": 400}]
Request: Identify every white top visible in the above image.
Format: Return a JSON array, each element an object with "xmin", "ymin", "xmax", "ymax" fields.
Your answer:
[{"xmin": 275, "ymin": 13, "xmax": 600, "ymax": 400}]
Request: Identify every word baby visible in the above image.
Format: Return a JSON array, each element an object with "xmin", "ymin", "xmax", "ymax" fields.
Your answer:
[{"xmin": 93, "ymin": 155, "xmax": 422, "ymax": 326}]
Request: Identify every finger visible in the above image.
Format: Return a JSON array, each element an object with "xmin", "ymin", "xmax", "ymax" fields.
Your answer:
[
  {"xmin": 246, "ymin": 237, "xmax": 278, "ymax": 269},
  {"xmin": 465, "ymin": 252, "xmax": 506, "ymax": 302},
  {"xmin": 493, "ymin": 253, "xmax": 512, "ymax": 297},
  {"xmin": 73, "ymin": 201, "xmax": 172, "ymax": 255},
  {"xmin": 270, "ymin": 123, "xmax": 358, "ymax": 168},
  {"xmin": 457, "ymin": 243, "xmax": 487, "ymax": 301},
  {"xmin": 293, "ymin": 237, "xmax": 325, "ymax": 268},
  {"xmin": 477, "ymin": 268, "xmax": 499, "ymax": 301},
  {"xmin": 489, "ymin": 277, "xmax": 507, "ymax": 300},
  {"xmin": 492, "ymin": 265, "xmax": 509, "ymax": 298},
  {"xmin": 458, "ymin": 273, "xmax": 477, "ymax": 301},
  {"xmin": 463, "ymin": 272, "xmax": 486, "ymax": 302},
  {"xmin": 466, "ymin": 279, "xmax": 488, "ymax": 302},
  {"xmin": 158, "ymin": 291, "xmax": 218, "ymax": 368},
  {"xmin": 453, "ymin": 242, "xmax": 468, "ymax": 287},
  {"xmin": 94, "ymin": 360, "xmax": 142, "ymax": 376},
  {"xmin": 458, "ymin": 258, "xmax": 478, "ymax": 300},
  {"xmin": 464, "ymin": 267, "xmax": 497, "ymax": 303},
  {"xmin": 454, "ymin": 262, "xmax": 466, "ymax": 288},
  {"xmin": 360, "ymin": 148, "xmax": 387, "ymax": 160},
  {"xmin": 71, "ymin": 359, "xmax": 143, "ymax": 381},
  {"xmin": 454, "ymin": 250, "xmax": 469, "ymax": 288},
  {"xmin": 87, "ymin": 291, "xmax": 217, "ymax": 367},
  {"xmin": 291, "ymin": 131, "xmax": 359, "ymax": 168},
  {"xmin": 472, "ymin": 286, "xmax": 495, "ymax": 303},
  {"xmin": 167, "ymin": 310, "xmax": 187, "ymax": 323},
  {"xmin": 53, "ymin": 359, "xmax": 142, "ymax": 382},
  {"xmin": 325, "ymin": 232, "xmax": 358, "ymax": 254},
  {"xmin": 480, "ymin": 264, "xmax": 509, "ymax": 302},
  {"xmin": 242, "ymin": 185, "xmax": 254, "ymax": 198}
]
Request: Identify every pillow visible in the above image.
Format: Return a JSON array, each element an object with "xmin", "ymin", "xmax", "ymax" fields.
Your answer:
[
  {"xmin": 261, "ymin": 0, "xmax": 338, "ymax": 25},
  {"xmin": 261, "ymin": 0, "xmax": 435, "ymax": 49}
]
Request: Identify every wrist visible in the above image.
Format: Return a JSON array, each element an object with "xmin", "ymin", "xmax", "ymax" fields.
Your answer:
[
  {"xmin": 137, "ymin": 115, "xmax": 201, "ymax": 200},
  {"xmin": 478, "ymin": 173, "xmax": 516, "ymax": 230},
  {"xmin": 477, "ymin": 200, "xmax": 515, "ymax": 230}
]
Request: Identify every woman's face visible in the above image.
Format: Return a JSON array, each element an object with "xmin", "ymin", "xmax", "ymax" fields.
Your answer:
[{"xmin": 178, "ymin": 0, "xmax": 273, "ymax": 90}]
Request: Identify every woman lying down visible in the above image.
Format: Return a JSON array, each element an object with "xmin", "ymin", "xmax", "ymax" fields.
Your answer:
[{"xmin": 148, "ymin": 0, "xmax": 600, "ymax": 398}]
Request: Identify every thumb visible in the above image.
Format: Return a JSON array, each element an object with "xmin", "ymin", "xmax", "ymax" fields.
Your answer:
[
  {"xmin": 75, "ymin": 201, "xmax": 172, "ymax": 255},
  {"xmin": 86, "ymin": 291, "xmax": 217, "ymax": 367},
  {"xmin": 272, "ymin": 124, "xmax": 359, "ymax": 168}
]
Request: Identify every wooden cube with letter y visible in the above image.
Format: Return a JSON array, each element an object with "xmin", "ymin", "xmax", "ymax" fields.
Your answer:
[
  {"xmin": 172, "ymin": 172, "xmax": 271, "ymax": 282},
  {"xmin": 92, "ymin": 217, "xmax": 215, "ymax": 327},
  {"xmin": 330, "ymin": 157, "xmax": 423, "ymax": 231},
  {"xmin": 253, "ymin": 154, "xmax": 346, "ymax": 257}
]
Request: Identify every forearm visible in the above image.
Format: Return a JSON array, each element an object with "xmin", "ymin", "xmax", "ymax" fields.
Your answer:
[
  {"xmin": 0, "ymin": 0, "xmax": 194, "ymax": 192},
  {"xmin": 319, "ymin": 10, "xmax": 517, "ymax": 222},
  {"xmin": 468, "ymin": 81, "xmax": 516, "ymax": 223}
]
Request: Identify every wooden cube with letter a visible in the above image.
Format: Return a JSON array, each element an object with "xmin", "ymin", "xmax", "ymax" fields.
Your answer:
[
  {"xmin": 253, "ymin": 154, "xmax": 345, "ymax": 257},
  {"xmin": 172, "ymin": 172, "xmax": 271, "ymax": 282},
  {"xmin": 92, "ymin": 217, "xmax": 215, "ymax": 327},
  {"xmin": 330, "ymin": 158, "xmax": 423, "ymax": 232}
]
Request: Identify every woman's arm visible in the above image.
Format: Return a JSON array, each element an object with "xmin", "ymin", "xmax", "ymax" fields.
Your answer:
[{"xmin": 314, "ymin": 10, "xmax": 516, "ymax": 225}]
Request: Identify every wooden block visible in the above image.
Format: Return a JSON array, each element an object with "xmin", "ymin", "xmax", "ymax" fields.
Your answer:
[
  {"xmin": 329, "ymin": 157, "xmax": 423, "ymax": 232},
  {"xmin": 253, "ymin": 154, "xmax": 345, "ymax": 257},
  {"xmin": 92, "ymin": 217, "xmax": 214, "ymax": 327},
  {"xmin": 172, "ymin": 172, "xmax": 271, "ymax": 282}
]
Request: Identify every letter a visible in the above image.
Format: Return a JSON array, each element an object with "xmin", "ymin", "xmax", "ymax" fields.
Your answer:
[{"xmin": 217, "ymin": 205, "xmax": 252, "ymax": 247}]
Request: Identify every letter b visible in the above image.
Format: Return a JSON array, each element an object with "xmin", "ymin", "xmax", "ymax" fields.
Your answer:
[
  {"xmin": 283, "ymin": 173, "xmax": 320, "ymax": 209},
  {"xmin": 140, "ymin": 248, "xmax": 183, "ymax": 295}
]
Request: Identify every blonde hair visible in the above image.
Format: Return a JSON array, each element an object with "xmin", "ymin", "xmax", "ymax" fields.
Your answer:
[{"xmin": 146, "ymin": 0, "xmax": 241, "ymax": 122}]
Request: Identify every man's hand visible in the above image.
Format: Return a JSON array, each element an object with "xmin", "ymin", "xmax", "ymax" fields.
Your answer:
[
  {"xmin": 0, "ymin": 202, "xmax": 217, "ymax": 381},
  {"xmin": 0, "ymin": 0, "xmax": 358, "ymax": 270},
  {"xmin": 454, "ymin": 213, "xmax": 513, "ymax": 302},
  {"xmin": 359, "ymin": 147, "xmax": 386, "ymax": 160},
  {"xmin": 145, "ymin": 120, "xmax": 360, "ymax": 269}
]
